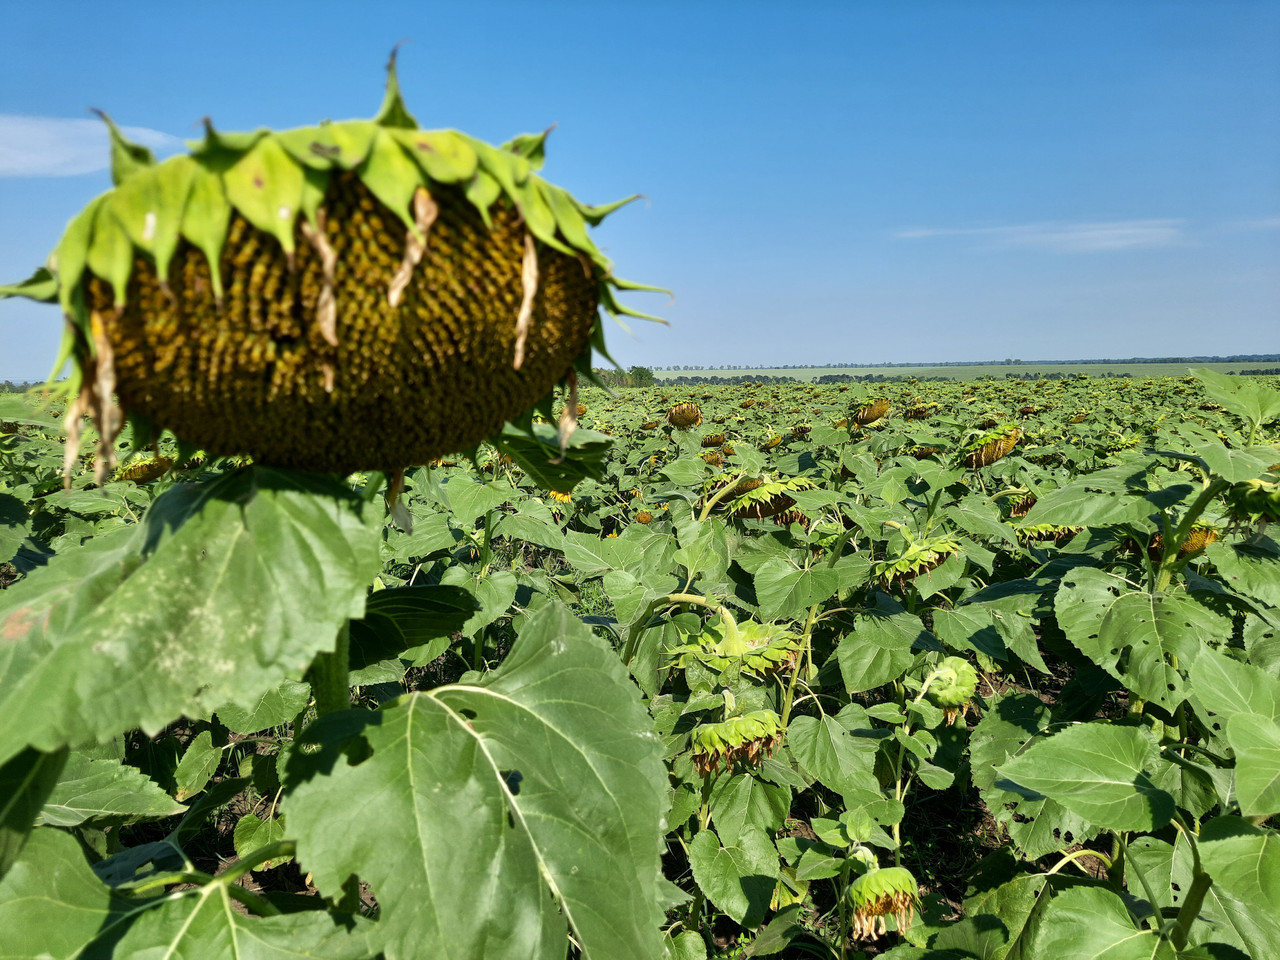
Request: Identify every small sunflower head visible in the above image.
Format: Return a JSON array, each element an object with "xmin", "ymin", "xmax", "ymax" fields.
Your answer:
[
  {"xmin": 848, "ymin": 866, "xmax": 919, "ymax": 940},
  {"xmin": 1225, "ymin": 477, "xmax": 1280, "ymax": 525},
  {"xmin": 115, "ymin": 454, "xmax": 174, "ymax": 484},
  {"xmin": 925, "ymin": 656, "xmax": 979, "ymax": 724}
]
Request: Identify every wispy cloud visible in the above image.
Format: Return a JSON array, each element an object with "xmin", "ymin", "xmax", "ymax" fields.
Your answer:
[
  {"xmin": 895, "ymin": 219, "xmax": 1188, "ymax": 253},
  {"xmin": 0, "ymin": 114, "xmax": 182, "ymax": 178}
]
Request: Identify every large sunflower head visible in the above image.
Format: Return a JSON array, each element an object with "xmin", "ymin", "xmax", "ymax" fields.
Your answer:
[{"xmin": 1, "ymin": 53, "xmax": 664, "ymax": 479}]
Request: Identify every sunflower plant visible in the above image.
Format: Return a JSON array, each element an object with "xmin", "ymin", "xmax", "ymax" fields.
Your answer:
[{"xmin": 0, "ymin": 56, "xmax": 670, "ymax": 960}]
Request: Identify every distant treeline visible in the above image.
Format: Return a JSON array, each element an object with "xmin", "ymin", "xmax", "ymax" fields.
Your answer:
[
  {"xmin": 649, "ymin": 375, "xmax": 804, "ymax": 387},
  {"xmin": 653, "ymin": 354, "xmax": 1280, "ymax": 371},
  {"xmin": 657, "ymin": 371, "xmax": 1137, "ymax": 386}
]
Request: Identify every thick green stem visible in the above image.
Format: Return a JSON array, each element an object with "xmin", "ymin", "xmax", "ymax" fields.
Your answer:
[
  {"xmin": 479, "ymin": 509, "xmax": 495, "ymax": 577},
  {"xmin": 1116, "ymin": 833, "xmax": 1164, "ymax": 929},
  {"xmin": 307, "ymin": 622, "xmax": 351, "ymax": 717},
  {"xmin": 699, "ymin": 470, "xmax": 749, "ymax": 523},
  {"xmin": 1165, "ymin": 814, "xmax": 1210, "ymax": 950},
  {"xmin": 621, "ymin": 592, "xmax": 731, "ymax": 665},
  {"xmin": 1154, "ymin": 478, "xmax": 1228, "ymax": 593},
  {"xmin": 1168, "ymin": 871, "xmax": 1212, "ymax": 950},
  {"xmin": 780, "ymin": 604, "xmax": 819, "ymax": 727}
]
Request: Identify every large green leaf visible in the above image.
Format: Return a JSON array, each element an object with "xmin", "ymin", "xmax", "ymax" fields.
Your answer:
[
  {"xmin": 1189, "ymin": 646, "xmax": 1280, "ymax": 724},
  {"xmin": 215, "ymin": 678, "xmax": 311, "ymax": 735},
  {"xmin": 173, "ymin": 730, "xmax": 223, "ymax": 801},
  {"xmin": 1226, "ymin": 714, "xmax": 1280, "ymax": 817},
  {"xmin": 1020, "ymin": 481, "xmax": 1152, "ymax": 528},
  {"xmin": 1198, "ymin": 817, "xmax": 1280, "ymax": 958},
  {"xmin": 929, "ymin": 915, "xmax": 1011, "ymax": 960},
  {"xmin": 439, "ymin": 567, "xmax": 519, "ymax": 637},
  {"xmin": 1028, "ymin": 885, "xmax": 1176, "ymax": 959},
  {"xmin": 1207, "ymin": 538, "xmax": 1280, "ymax": 609},
  {"xmin": 0, "ymin": 468, "xmax": 381, "ymax": 765},
  {"xmin": 687, "ymin": 827, "xmax": 777, "ymax": 928},
  {"xmin": 836, "ymin": 597, "xmax": 936, "ymax": 693},
  {"xmin": 709, "ymin": 772, "xmax": 790, "ymax": 849},
  {"xmin": 996, "ymin": 723, "xmax": 1174, "ymax": 832},
  {"xmin": 963, "ymin": 866, "xmax": 1053, "ymax": 960},
  {"xmin": 997, "ymin": 793, "xmax": 1098, "ymax": 860},
  {"xmin": 0, "ymin": 826, "xmax": 374, "ymax": 959},
  {"xmin": 562, "ymin": 529, "xmax": 648, "ymax": 577},
  {"xmin": 1055, "ymin": 568, "xmax": 1228, "ymax": 709},
  {"xmin": 347, "ymin": 584, "xmax": 476, "ymax": 669},
  {"xmin": 36, "ymin": 752, "xmax": 185, "ymax": 827},
  {"xmin": 969, "ymin": 694, "xmax": 1052, "ymax": 793},
  {"xmin": 0, "ymin": 747, "xmax": 66, "ymax": 879},
  {"xmin": 491, "ymin": 421, "xmax": 613, "ymax": 492},
  {"xmin": 1193, "ymin": 367, "xmax": 1280, "ymax": 432},
  {"xmin": 282, "ymin": 602, "xmax": 666, "ymax": 960},
  {"xmin": 754, "ymin": 559, "xmax": 839, "ymax": 621},
  {"xmin": 787, "ymin": 714, "xmax": 878, "ymax": 797},
  {"xmin": 958, "ymin": 580, "xmax": 1051, "ymax": 673},
  {"xmin": 0, "ymin": 493, "xmax": 27, "ymax": 566},
  {"xmin": 933, "ymin": 605, "xmax": 1008, "ymax": 661}
]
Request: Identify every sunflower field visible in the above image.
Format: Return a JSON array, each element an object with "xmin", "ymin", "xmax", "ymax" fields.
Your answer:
[{"xmin": 2, "ymin": 364, "xmax": 1279, "ymax": 960}]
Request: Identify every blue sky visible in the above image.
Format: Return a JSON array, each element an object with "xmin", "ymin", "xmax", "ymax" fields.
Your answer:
[{"xmin": 1, "ymin": 1, "xmax": 1277, "ymax": 379}]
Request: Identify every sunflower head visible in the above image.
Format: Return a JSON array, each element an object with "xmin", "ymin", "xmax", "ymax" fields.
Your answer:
[
  {"xmin": 689, "ymin": 710, "xmax": 784, "ymax": 777},
  {"xmin": 667, "ymin": 402, "xmax": 703, "ymax": 430},
  {"xmin": 2, "ymin": 53, "xmax": 664, "ymax": 480},
  {"xmin": 848, "ymin": 866, "xmax": 919, "ymax": 940}
]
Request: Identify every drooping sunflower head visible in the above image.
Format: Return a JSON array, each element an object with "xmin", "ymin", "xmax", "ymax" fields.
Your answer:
[
  {"xmin": 848, "ymin": 866, "xmax": 919, "ymax": 940},
  {"xmin": 689, "ymin": 710, "xmax": 784, "ymax": 777},
  {"xmin": 667, "ymin": 402, "xmax": 703, "ymax": 430},
  {"xmin": 853, "ymin": 398, "xmax": 891, "ymax": 426},
  {"xmin": 1225, "ymin": 477, "xmax": 1280, "ymax": 525},
  {"xmin": 705, "ymin": 474, "xmax": 815, "ymax": 520},
  {"xmin": 872, "ymin": 534, "xmax": 962, "ymax": 589},
  {"xmin": 961, "ymin": 426, "xmax": 1021, "ymax": 469},
  {"xmin": 669, "ymin": 619, "xmax": 801, "ymax": 678},
  {"xmin": 1, "ymin": 53, "xmax": 664, "ymax": 480},
  {"xmin": 114, "ymin": 454, "xmax": 174, "ymax": 484}
]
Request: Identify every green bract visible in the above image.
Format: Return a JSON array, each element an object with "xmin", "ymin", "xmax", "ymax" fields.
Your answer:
[
  {"xmin": 0, "ymin": 53, "xmax": 663, "ymax": 477},
  {"xmin": 689, "ymin": 710, "xmax": 784, "ymax": 776},
  {"xmin": 669, "ymin": 618, "xmax": 800, "ymax": 677},
  {"xmin": 871, "ymin": 534, "xmax": 961, "ymax": 588}
]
